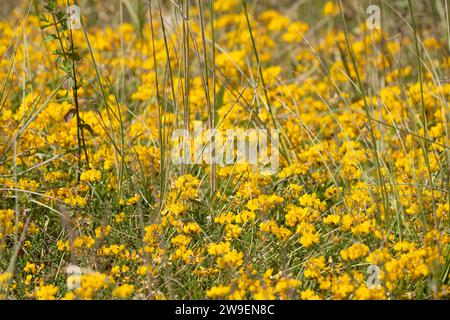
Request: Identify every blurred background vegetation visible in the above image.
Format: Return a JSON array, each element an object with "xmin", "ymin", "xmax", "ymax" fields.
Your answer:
[{"xmin": 1, "ymin": 0, "xmax": 448, "ymax": 35}]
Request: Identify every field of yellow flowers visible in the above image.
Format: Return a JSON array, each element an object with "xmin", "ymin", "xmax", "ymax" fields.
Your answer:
[{"xmin": 0, "ymin": 0, "xmax": 449, "ymax": 300}]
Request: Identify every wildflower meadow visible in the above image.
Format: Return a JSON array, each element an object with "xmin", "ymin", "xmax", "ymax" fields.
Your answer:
[{"xmin": 0, "ymin": 0, "xmax": 449, "ymax": 301}]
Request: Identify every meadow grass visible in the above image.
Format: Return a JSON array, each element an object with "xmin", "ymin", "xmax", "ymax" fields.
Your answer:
[{"xmin": 0, "ymin": 0, "xmax": 449, "ymax": 299}]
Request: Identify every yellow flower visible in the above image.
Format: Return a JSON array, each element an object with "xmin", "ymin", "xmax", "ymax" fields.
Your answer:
[
  {"xmin": 127, "ymin": 194, "xmax": 140, "ymax": 205},
  {"xmin": 323, "ymin": 214, "xmax": 340, "ymax": 225},
  {"xmin": 72, "ymin": 235, "xmax": 95, "ymax": 249},
  {"xmin": 80, "ymin": 169, "xmax": 102, "ymax": 183},
  {"xmin": 206, "ymin": 285, "xmax": 231, "ymax": 298},
  {"xmin": 24, "ymin": 262, "xmax": 37, "ymax": 274},
  {"xmin": 213, "ymin": 0, "xmax": 238, "ymax": 12},
  {"xmin": 354, "ymin": 285, "xmax": 386, "ymax": 300},
  {"xmin": 64, "ymin": 195, "xmax": 87, "ymax": 208},
  {"xmin": 299, "ymin": 231, "xmax": 319, "ymax": 248},
  {"xmin": 35, "ymin": 284, "xmax": 58, "ymax": 300},
  {"xmin": 301, "ymin": 289, "xmax": 321, "ymax": 300},
  {"xmin": 182, "ymin": 222, "xmax": 201, "ymax": 234},
  {"xmin": 340, "ymin": 243, "xmax": 370, "ymax": 261},
  {"xmin": 56, "ymin": 240, "xmax": 70, "ymax": 251},
  {"xmin": 225, "ymin": 224, "xmax": 242, "ymax": 239},
  {"xmin": 296, "ymin": 223, "xmax": 320, "ymax": 247},
  {"xmin": 171, "ymin": 234, "xmax": 191, "ymax": 247},
  {"xmin": 95, "ymin": 225, "xmax": 111, "ymax": 239},
  {"xmin": 25, "ymin": 275, "xmax": 33, "ymax": 285},
  {"xmin": 112, "ymin": 284, "xmax": 135, "ymax": 299},
  {"xmin": 0, "ymin": 273, "xmax": 13, "ymax": 285},
  {"xmin": 282, "ymin": 22, "xmax": 309, "ymax": 43},
  {"xmin": 207, "ymin": 242, "xmax": 231, "ymax": 255},
  {"xmin": 114, "ymin": 212, "xmax": 125, "ymax": 224},
  {"xmin": 62, "ymin": 292, "xmax": 76, "ymax": 300},
  {"xmin": 217, "ymin": 249, "xmax": 244, "ymax": 269},
  {"xmin": 331, "ymin": 274, "xmax": 355, "ymax": 299},
  {"xmin": 137, "ymin": 266, "xmax": 149, "ymax": 276},
  {"xmin": 304, "ymin": 256, "xmax": 326, "ymax": 279}
]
